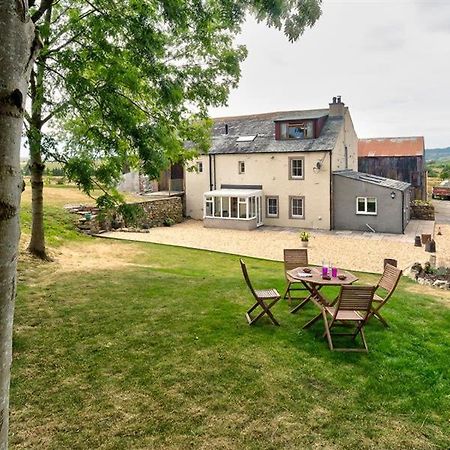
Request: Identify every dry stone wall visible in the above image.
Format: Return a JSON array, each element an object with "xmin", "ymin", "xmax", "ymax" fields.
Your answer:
[
  {"xmin": 69, "ymin": 196, "xmax": 184, "ymax": 234},
  {"xmin": 135, "ymin": 197, "xmax": 183, "ymax": 227}
]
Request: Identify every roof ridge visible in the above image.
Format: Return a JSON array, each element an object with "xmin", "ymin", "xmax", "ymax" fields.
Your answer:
[{"xmin": 213, "ymin": 108, "xmax": 329, "ymax": 121}]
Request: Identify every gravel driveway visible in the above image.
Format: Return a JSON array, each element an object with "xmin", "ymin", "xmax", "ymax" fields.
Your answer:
[
  {"xmin": 433, "ymin": 199, "xmax": 450, "ymax": 225},
  {"xmin": 98, "ymin": 220, "xmax": 450, "ymax": 274}
]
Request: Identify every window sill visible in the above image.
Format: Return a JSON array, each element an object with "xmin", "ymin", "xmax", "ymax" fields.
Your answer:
[
  {"xmin": 356, "ymin": 212, "xmax": 377, "ymax": 216},
  {"xmin": 204, "ymin": 216, "xmax": 257, "ymax": 221}
]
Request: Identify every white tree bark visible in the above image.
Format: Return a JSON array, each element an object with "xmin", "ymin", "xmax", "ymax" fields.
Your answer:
[{"xmin": 0, "ymin": 1, "xmax": 37, "ymax": 447}]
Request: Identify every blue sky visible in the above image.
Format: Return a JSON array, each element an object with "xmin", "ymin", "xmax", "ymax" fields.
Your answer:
[{"xmin": 209, "ymin": 0, "xmax": 450, "ymax": 148}]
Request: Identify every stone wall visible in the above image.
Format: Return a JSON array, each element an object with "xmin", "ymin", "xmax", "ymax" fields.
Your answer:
[
  {"xmin": 90, "ymin": 196, "xmax": 183, "ymax": 233},
  {"xmin": 135, "ymin": 197, "xmax": 183, "ymax": 227},
  {"xmin": 410, "ymin": 201, "xmax": 435, "ymax": 221}
]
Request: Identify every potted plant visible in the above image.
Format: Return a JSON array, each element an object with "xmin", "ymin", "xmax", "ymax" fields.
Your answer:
[{"xmin": 299, "ymin": 231, "xmax": 310, "ymax": 247}]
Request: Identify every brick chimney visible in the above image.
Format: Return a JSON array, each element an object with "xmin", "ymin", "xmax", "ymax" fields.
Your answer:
[{"xmin": 329, "ymin": 95, "xmax": 345, "ymax": 117}]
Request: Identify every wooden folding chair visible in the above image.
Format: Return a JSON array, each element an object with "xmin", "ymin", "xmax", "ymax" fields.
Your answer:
[
  {"xmin": 368, "ymin": 264, "xmax": 402, "ymax": 327},
  {"xmin": 240, "ymin": 259, "xmax": 281, "ymax": 326},
  {"xmin": 283, "ymin": 249, "xmax": 310, "ymax": 306},
  {"xmin": 321, "ymin": 285, "xmax": 376, "ymax": 352}
]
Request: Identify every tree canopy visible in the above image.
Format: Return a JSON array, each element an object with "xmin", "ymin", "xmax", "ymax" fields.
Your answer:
[
  {"xmin": 30, "ymin": 0, "xmax": 322, "ymax": 198},
  {"xmin": 1, "ymin": 0, "xmax": 322, "ymax": 445}
]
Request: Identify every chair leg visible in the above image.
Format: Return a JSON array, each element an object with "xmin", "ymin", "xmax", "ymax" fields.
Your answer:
[
  {"xmin": 246, "ymin": 298, "xmax": 280, "ymax": 326},
  {"xmin": 290, "ymin": 294, "xmax": 312, "ymax": 314},
  {"xmin": 265, "ymin": 307, "xmax": 280, "ymax": 326},
  {"xmin": 283, "ymin": 282, "xmax": 291, "ymax": 300},
  {"xmin": 360, "ymin": 327, "xmax": 369, "ymax": 352},
  {"xmin": 331, "ymin": 322, "xmax": 369, "ymax": 352},
  {"xmin": 247, "ymin": 308, "xmax": 267, "ymax": 325},
  {"xmin": 374, "ymin": 311, "xmax": 389, "ymax": 327},
  {"xmin": 302, "ymin": 311, "xmax": 322, "ymax": 329},
  {"xmin": 247, "ymin": 302, "xmax": 259, "ymax": 315}
]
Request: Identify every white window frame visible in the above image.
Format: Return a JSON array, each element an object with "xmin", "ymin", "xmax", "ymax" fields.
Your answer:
[
  {"xmin": 289, "ymin": 157, "xmax": 304, "ymax": 180},
  {"xmin": 238, "ymin": 161, "xmax": 245, "ymax": 174},
  {"xmin": 289, "ymin": 196, "xmax": 305, "ymax": 219},
  {"xmin": 203, "ymin": 194, "xmax": 261, "ymax": 220},
  {"xmin": 356, "ymin": 197, "xmax": 377, "ymax": 215},
  {"xmin": 204, "ymin": 197, "xmax": 213, "ymax": 217},
  {"xmin": 265, "ymin": 196, "xmax": 279, "ymax": 218}
]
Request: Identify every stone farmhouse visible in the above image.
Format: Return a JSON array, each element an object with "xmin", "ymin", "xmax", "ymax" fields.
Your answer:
[{"xmin": 185, "ymin": 97, "xmax": 411, "ymax": 234}]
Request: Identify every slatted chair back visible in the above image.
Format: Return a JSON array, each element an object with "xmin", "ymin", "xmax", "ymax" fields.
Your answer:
[
  {"xmin": 377, "ymin": 264, "xmax": 402, "ymax": 297},
  {"xmin": 335, "ymin": 285, "xmax": 376, "ymax": 315},
  {"xmin": 283, "ymin": 249, "xmax": 308, "ymax": 273},
  {"xmin": 240, "ymin": 259, "xmax": 257, "ymax": 298}
]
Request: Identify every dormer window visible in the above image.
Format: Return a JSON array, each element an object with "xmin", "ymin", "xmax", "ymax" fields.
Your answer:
[
  {"xmin": 278, "ymin": 121, "xmax": 314, "ymax": 140},
  {"xmin": 288, "ymin": 124, "xmax": 307, "ymax": 139}
]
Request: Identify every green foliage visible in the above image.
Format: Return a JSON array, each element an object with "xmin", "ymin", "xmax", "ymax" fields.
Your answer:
[
  {"xmin": 427, "ymin": 166, "xmax": 438, "ymax": 177},
  {"xmin": 27, "ymin": 0, "xmax": 322, "ymax": 198},
  {"xmin": 163, "ymin": 217, "xmax": 175, "ymax": 227},
  {"xmin": 117, "ymin": 203, "xmax": 146, "ymax": 227},
  {"xmin": 299, "ymin": 231, "xmax": 310, "ymax": 241},
  {"xmin": 440, "ymin": 164, "xmax": 450, "ymax": 180},
  {"xmin": 411, "ymin": 199, "xmax": 432, "ymax": 206},
  {"xmin": 20, "ymin": 205, "xmax": 86, "ymax": 247},
  {"xmin": 427, "ymin": 160, "xmax": 450, "ymax": 180}
]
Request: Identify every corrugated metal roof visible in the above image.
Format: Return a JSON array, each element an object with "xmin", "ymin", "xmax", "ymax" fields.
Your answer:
[
  {"xmin": 333, "ymin": 170, "xmax": 411, "ymax": 191},
  {"xmin": 209, "ymin": 109, "xmax": 341, "ymax": 155},
  {"xmin": 358, "ymin": 137, "xmax": 424, "ymax": 157}
]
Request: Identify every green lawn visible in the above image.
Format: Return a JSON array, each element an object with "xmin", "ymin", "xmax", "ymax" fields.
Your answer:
[{"xmin": 11, "ymin": 193, "xmax": 450, "ymax": 449}]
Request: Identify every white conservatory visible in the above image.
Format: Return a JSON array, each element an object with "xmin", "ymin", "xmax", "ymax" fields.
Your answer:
[{"xmin": 203, "ymin": 189, "xmax": 263, "ymax": 230}]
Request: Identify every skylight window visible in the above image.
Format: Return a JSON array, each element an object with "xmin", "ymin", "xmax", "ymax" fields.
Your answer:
[{"xmin": 236, "ymin": 135, "xmax": 256, "ymax": 142}]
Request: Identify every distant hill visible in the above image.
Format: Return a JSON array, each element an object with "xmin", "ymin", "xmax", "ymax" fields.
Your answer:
[{"xmin": 425, "ymin": 147, "xmax": 450, "ymax": 162}]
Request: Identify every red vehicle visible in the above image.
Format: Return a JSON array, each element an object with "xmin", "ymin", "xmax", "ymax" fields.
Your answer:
[{"xmin": 432, "ymin": 180, "xmax": 450, "ymax": 200}]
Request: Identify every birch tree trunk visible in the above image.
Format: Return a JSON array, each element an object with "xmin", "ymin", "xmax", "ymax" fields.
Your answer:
[{"xmin": 0, "ymin": 1, "xmax": 37, "ymax": 447}]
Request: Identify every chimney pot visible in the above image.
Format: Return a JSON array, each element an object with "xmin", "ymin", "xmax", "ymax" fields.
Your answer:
[{"xmin": 329, "ymin": 96, "xmax": 345, "ymax": 117}]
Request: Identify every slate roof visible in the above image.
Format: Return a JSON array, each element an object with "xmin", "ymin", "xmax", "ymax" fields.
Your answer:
[
  {"xmin": 359, "ymin": 137, "xmax": 425, "ymax": 157},
  {"xmin": 333, "ymin": 170, "xmax": 411, "ymax": 191},
  {"xmin": 209, "ymin": 109, "xmax": 342, "ymax": 154}
]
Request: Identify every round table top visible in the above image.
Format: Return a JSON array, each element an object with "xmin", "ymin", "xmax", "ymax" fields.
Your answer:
[{"xmin": 287, "ymin": 266, "xmax": 358, "ymax": 286}]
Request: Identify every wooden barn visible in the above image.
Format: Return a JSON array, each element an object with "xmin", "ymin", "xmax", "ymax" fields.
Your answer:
[{"xmin": 358, "ymin": 137, "xmax": 427, "ymax": 200}]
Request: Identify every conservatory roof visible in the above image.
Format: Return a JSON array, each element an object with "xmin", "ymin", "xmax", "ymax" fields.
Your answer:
[{"xmin": 204, "ymin": 188, "xmax": 263, "ymax": 197}]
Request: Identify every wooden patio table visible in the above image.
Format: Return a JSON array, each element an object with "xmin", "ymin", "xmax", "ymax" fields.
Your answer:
[{"xmin": 287, "ymin": 266, "xmax": 358, "ymax": 328}]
